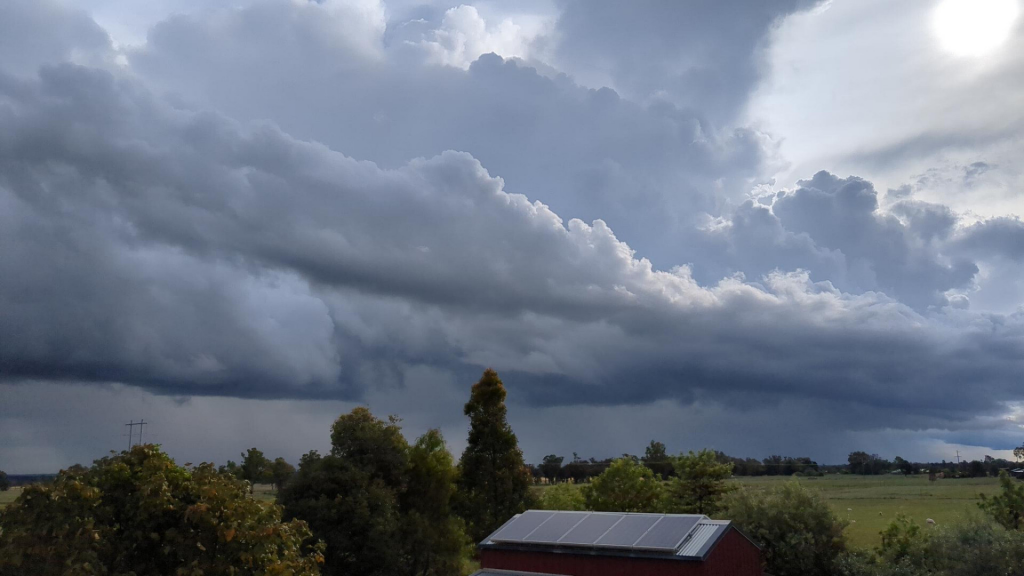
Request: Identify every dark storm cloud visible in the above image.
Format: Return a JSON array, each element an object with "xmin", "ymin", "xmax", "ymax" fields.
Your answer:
[
  {"xmin": 2, "ymin": 62, "xmax": 1024, "ymax": 432},
  {"xmin": 3, "ymin": 0, "xmax": 1024, "ymax": 474},
  {"xmin": 552, "ymin": 0, "xmax": 822, "ymax": 122}
]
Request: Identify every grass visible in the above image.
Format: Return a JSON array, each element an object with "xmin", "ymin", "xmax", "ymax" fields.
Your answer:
[
  {"xmin": 731, "ymin": 474, "xmax": 1000, "ymax": 548},
  {"xmin": 0, "ymin": 487, "xmax": 23, "ymax": 508},
  {"xmin": 251, "ymin": 483, "xmax": 279, "ymax": 503},
  {"xmin": 533, "ymin": 474, "xmax": 1002, "ymax": 550}
]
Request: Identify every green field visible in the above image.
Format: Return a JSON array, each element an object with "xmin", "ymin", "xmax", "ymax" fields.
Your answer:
[
  {"xmin": 0, "ymin": 487, "xmax": 24, "ymax": 508},
  {"xmin": 533, "ymin": 474, "xmax": 1002, "ymax": 550},
  {"xmin": 731, "ymin": 474, "xmax": 1001, "ymax": 548}
]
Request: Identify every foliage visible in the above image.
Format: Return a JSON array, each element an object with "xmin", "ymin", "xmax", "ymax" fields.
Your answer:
[
  {"xmin": 893, "ymin": 456, "xmax": 915, "ymax": 475},
  {"xmin": 848, "ymin": 451, "xmax": 891, "ymax": 475},
  {"xmin": 240, "ymin": 447, "xmax": 272, "ymax": 490},
  {"xmin": 978, "ymin": 470, "xmax": 1024, "ymax": 530},
  {"xmin": 281, "ymin": 408, "xmax": 409, "ymax": 576},
  {"xmin": 539, "ymin": 455, "xmax": 564, "ymax": 480},
  {"xmin": 401, "ymin": 429, "xmax": 470, "ymax": 576},
  {"xmin": 877, "ymin": 514, "xmax": 926, "ymax": 564},
  {"xmin": 0, "ymin": 445, "xmax": 323, "ymax": 576},
  {"xmin": 270, "ymin": 457, "xmax": 295, "ymax": 492},
  {"xmin": 0, "ymin": 470, "xmax": 9, "ymax": 492},
  {"xmin": 537, "ymin": 483, "xmax": 587, "ymax": 511},
  {"xmin": 282, "ymin": 409, "xmax": 467, "ymax": 576},
  {"xmin": 219, "ymin": 460, "xmax": 241, "ymax": 478},
  {"xmin": 839, "ymin": 516, "xmax": 1024, "ymax": 576},
  {"xmin": 721, "ymin": 481, "xmax": 847, "ymax": 576},
  {"xmin": 581, "ymin": 457, "xmax": 664, "ymax": 513},
  {"xmin": 666, "ymin": 449, "xmax": 735, "ymax": 515},
  {"xmin": 456, "ymin": 369, "xmax": 532, "ymax": 542},
  {"xmin": 642, "ymin": 440, "xmax": 673, "ymax": 477}
]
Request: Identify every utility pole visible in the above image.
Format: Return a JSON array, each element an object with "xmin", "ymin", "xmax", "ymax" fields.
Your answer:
[
  {"xmin": 125, "ymin": 420, "xmax": 148, "ymax": 449},
  {"xmin": 956, "ymin": 450, "xmax": 961, "ymax": 465}
]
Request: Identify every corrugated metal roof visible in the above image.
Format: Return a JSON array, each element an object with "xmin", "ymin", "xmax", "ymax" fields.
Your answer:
[{"xmin": 676, "ymin": 520, "xmax": 729, "ymax": 559}]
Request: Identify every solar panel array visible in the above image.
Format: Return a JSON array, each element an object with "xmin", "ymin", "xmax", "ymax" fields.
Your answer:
[{"xmin": 487, "ymin": 510, "xmax": 705, "ymax": 554}]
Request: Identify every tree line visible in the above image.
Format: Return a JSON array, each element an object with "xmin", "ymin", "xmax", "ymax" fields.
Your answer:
[
  {"xmin": 0, "ymin": 368, "xmax": 531, "ymax": 576},
  {"xmin": 5, "ymin": 367, "xmax": 1024, "ymax": 576},
  {"xmin": 529, "ymin": 446, "xmax": 1019, "ymax": 483}
]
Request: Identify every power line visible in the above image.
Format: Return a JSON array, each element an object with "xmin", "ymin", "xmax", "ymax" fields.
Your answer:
[{"xmin": 125, "ymin": 419, "xmax": 147, "ymax": 450}]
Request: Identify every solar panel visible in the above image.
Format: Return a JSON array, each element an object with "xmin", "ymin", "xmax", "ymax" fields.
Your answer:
[
  {"xmin": 489, "ymin": 510, "xmax": 554, "ymax": 542},
  {"xmin": 558, "ymin": 513, "xmax": 623, "ymax": 546},
  {"xmin": 524, "ymin": 511, "xmax": 588, "ymax": 543},
  {"xmin": 594, "ymin": 514, "xmax": 661, "ymax": 548},
  {"xmin": 633, "ymin": 515, "xmax": 702, "ymax": 551}
]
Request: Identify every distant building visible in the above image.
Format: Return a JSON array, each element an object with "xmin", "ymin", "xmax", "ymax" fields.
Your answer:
[
  {"xmin": 474, "ymin": 510, "xmax": 763, "ymax": 576},
  {"xmin": 1009, "ymin": 468, "xmax": 1024, "ymax": 479}
]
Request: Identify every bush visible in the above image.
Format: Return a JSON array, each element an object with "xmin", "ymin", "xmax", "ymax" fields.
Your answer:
[
  {"xmin": 0, "ymin": 445, "xmax": 322, "ymax": 575},
  {"xmin": 581, "ymin": 457, "xmax": 664, "ymax": 513},
  {"xmin": 538, "ymin": 483, "xmax": 586, "ymax": 511},
  {"xmin": 720, "ymin": 481, "xmax": 846, "ymax": 576}
]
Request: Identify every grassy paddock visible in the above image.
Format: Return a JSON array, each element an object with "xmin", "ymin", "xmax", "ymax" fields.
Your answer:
[
  {"xmin": 532, "ymin": 474, "xmax": 1002, "ymax": 549},
  {"xmin": 0, "ymin": 487, "xmax": 24, "ymax": 508},
  {"xmin": 732, "ymin": 474, "xmax": 1000, "ymax": 548}
]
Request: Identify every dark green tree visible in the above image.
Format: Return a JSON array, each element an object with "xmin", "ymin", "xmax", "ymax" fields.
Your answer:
[
  {"xmin": 271, "ymin": 456, "xmax": 296, "ymax": 492},
  {"xmin": 539, "ymin": 454, "xmax": 564, "ymax": 480},
  {"xmin": 667, "ymin": 449, "xmax": 735, "ymax": 515},
  {"xmin": 219, "ymin": 459, "xmax": 241, "ymax": 478},
  {"xmin": 401, "ymin": 429, "xmax": 470, "ymax": 576},
  {"xmin": 0, "ymin": 445, "xmax": 322, "ymax": 575},
  {"xmin": 0, "ymin": 470, "xmax": 9, "ymax": 492},
  {"xmin": 893, "ymin": 456, "xmax": 915, "ymax": 475},
  {"xmin": 979, "ymin": 470, "xmax": 1024, "ymax": 530},
  {"xmin": 281, "ymin": 407, "xmax": 409, "ymax": 576},
  {"xmin": 721, "ymin": 481, "xmax": 847, "ymax": 576},
  {"xmin": 581, "ymin": 457, "xmax": 664, "ymax": 513},
  {"xmin": 456, "ymin": 369, "xmax": 532, "ymax": 542},
  {"xmin": 240, "ymin": 447, "xmax": 272, "ymax": 491},
  {"xmin": 642, "ymin": 440, "xmax": 673, "ymax": 477}
]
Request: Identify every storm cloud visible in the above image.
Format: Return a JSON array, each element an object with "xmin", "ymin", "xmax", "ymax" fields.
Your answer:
[{"xmin": 1, "ymin": 0, "xmax": 1024, "ymax": 471}]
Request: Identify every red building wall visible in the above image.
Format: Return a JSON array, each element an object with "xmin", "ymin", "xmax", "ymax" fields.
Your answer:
[{"xmin": 480, "ymin": 528, "xmax": 761, "ymax": 576}]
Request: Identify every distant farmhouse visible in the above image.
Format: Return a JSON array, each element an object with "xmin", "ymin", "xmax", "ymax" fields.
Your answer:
[{"xmin": 474, "ymin": 510, "xmax": 762, "ymax": 576}]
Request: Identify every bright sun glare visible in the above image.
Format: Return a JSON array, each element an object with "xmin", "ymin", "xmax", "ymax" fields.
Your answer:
[{"xmin": 933, "ymin": 0, "xmax": 1020, "ymax": 57}]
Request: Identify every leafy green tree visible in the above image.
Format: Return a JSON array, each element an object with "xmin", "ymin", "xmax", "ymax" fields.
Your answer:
[
  {"xmin": 0, "ymin": 470, "xmax": 9, "ymax": 492},
  {"xmin": 219, "ymin": 459, "xmax": 241, "ymax": 478},
  {"xmin": 281, "ymin": 408, "xmax": 409, "ymax": 576},
  {"xmin": 979, "ymin": 470, "xmax": 1024, "ymax": 530},
  {"xmin": 240, "ymin": 447, "xmax": 272, "ymax": 491},
  {"xmin": 642, "ymin": 440, "xmax": 673, "ymax": 477},
  {"xmin": 644, "ymin": 440, "xmax": 668, "ymax": 462},
  {"xmin": 878, "ymin": 514, "xmax": 927, "ymax": 564},
  {"xmin": 456, "ymin": 369, "xmax": 532, "ymax": 542},
  {"xmin": 539, "ymin": 455, "xmax": 564, "ymax": 480},
  {"xmin": 581, "ymin": 457, "xmax": 664, "ymax": 513},
  {"xmin": 848, "ymin": 451, "xmax": 872, "ymax": 475},
  {"xmin": 721, "ymin": 481, "xmax": 847, "ymax": 576},
  {"xmin": 271, "ymin": 457, "xmax": 296, "ymax": 492},
  {"xmin": 538, "ymin": 483, "xmax": 586, "ymax": 511},
  {"xmin": 0, "ymin": 445, "xmax": 322, "ymax": 575},
  {"xmin": 893, "ymin": 456, "xmax": 914, "ymax": 476},
  {"xmin": 667, "ymin": 449, "xmax": 735, "ymax": 515},
  {"xmin": 401, "ymin": 429, "xmax": 470, "ymax": 576}
]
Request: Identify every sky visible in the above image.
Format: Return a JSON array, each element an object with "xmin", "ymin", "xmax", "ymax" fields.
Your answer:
[{"xmin": 1, "ymin": 0, "xmax": 1024, "ymax": 473}]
